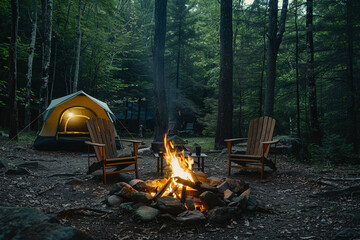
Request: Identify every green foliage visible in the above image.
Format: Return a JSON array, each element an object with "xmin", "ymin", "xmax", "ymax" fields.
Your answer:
[
  {"xmin": 185, "ymin": 137, "xmax": 215, "ymax": 151},
  {"xmin": 308, "ymin": 134, "xmax": 356, "ymax": 165},
  {"xmin": 0, "ymin": 127, "xmax": 37, "ymax": 146},
  {"xmin": 198, "ymin": 97, "xmax": 218, "ymax": 136}
]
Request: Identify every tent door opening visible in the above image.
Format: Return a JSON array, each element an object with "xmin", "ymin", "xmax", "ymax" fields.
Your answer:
[{"xmin": 57, "ymin": 106, "xmax": 97, "ymax": 137}]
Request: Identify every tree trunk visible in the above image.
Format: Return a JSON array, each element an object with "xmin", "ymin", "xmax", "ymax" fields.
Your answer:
[
  {"xmin": 264, "ymin": 0, "xmax": 288, "ymax": 117},
  {"xmin": 73, "ymin": 0, "xmax": 82, "ymax": 93},
  {"xmin": 50, "ymin": 40, "xmax": 57, "ymax": 101},
  {"xmin": 346, "ymin": 0, "xmax": 358, "ymax": 155},
  {"xmin": 24, "ymin": 0, "xmax": 37, "ymax": 130},
  {"xmin": 215, "ymin": 0, "xmax": 233, "ymax": 150},
  {"xmin": 8, "ymin": 0, "xmax": 19, "ymax": 140},
  {"xmin": 295, "ymin": 0, "xmax": 301, "ymax": 138},
  {"xmin": 153, "ymin": 0, "xmax": 168, "ymax": 142},
  {"xmin": 259, "ymin": 0, "xmax": 268, "ymax": 117},
  {"xmin": 39, "ymin": 0, "xmax": 53, "ymax": 128},
  {"xmin": 306, "ymin": 0, "xmax": 321, "ymax": 144}
]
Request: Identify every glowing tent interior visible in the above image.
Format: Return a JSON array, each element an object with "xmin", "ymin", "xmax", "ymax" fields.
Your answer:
[{"xmin": 34, "ymin": 90, "xmax": 119, "ymax": 150}]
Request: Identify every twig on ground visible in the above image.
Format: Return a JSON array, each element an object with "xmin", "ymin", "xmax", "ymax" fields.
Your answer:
[
  {"xmin": 37, "ymin": 182, "xmax": 60, "ymax": 196},
  {"xmin": 321, "ymin": 177, "xmax": 360, "ymax": 181},
  {"xmin": 57, "ymin": 207, "xmax": 112, "ymax": 218},
  {"xmin": 47, "ymin": 173, "xmax": 82, "ymax": 178},
  {"xmin": 311, "ymin": 185, "xmax": 360, "ymax": 198}
]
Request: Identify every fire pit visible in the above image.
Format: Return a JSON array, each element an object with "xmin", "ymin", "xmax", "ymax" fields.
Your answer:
[{"xmin": 106, "ymin": 135, "xmax": 255, "ymax": 223}]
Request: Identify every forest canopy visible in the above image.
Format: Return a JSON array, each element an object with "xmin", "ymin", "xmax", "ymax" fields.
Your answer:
[{"xmin": 0, "ymin": 0, "xmax": 359, "ymax": 161}]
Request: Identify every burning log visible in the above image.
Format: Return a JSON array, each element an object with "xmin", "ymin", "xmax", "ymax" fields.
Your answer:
[
  {"xmin": 166, "ymin": 185, "xmax": 179, "ymax": 197},
  {"xmin": 181, "ymin": 186, "xmax": 187, "ymax": 203},
  {"xmin": 174, "ymin": 177, "xmax": 217, "ymax": 193},
  {"xmin": 152, "ymin": 177, "xmax": 173, "ymax": 201},
  {"xmin": 190, "ymin": 171, "xmax": 201, "ymax": 185}
]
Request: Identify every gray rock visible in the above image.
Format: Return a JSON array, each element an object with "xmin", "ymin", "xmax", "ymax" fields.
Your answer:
[
  {"xmin": 113, "ymin": 183, "xmax": 137, "ymax": 199},
  {"xmin": 131, "ymin": 192, "xmax": 152, "ymax": 203},
  {"xmin": 208, "ymin": 206, "xmax": 239, "ymax": 224},
  {"xmin": 154, "ymin": 196, "xmax": 186, "ymax": 215},
  {"xmin": 333, "ymin": 228, "xmax": 360, "ymax": 239},
  {"xmin": 273, "ymin": 136, "xmax": 310, "ymax": 161},
  {"xmin": 0, "ymin": 159, "xmax": 8, "ymax": 170},
  {"xmin": 333, "ymin": 228, "xmax": 359, "ymax": 239},
  {"xmin": 177, "ymin": 210, "xmax": 206, "ymax": 223},
  {"xmin": 107, "ymin": 195, "xmax": 123, "ymax": 207},
  {"xmin": 135, "ymin": 206, "xmax": 159, "ymax": 222},
  {"xmin": 129, "ymin": 179, "xmax": 155, "ymax": 192},
  {"xmin": 18, "ymin": 162, "xmax": 46, "ymax": 170},
  {"xmin": 247, "ymin": 194, "xmax": 258, "ymax": 211},
  {"xmin": 6, "ymin": 167, "xmax": 31, "ymax": 175},
  {"xmin": 109, "ymin": 182, "xmax": 129, "ymax": 195},
  {"xmin": 231, "ymin": 195, "xmax": 248, "ymax": 210},
  {"xmin": 117, "ymin": 174, "xmax": 134, "ymax": 183},
  {"xmin": 200, "ymin": 191, "xmax": 225, "ymax": 209},
  {"xmin": 0, "ymin": 207, "xmax": 93, "ymax": 240}
]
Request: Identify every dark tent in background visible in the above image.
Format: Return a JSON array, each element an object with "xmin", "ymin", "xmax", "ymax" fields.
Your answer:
[{"xmin": 34, "ymin": 90, "xmax": 119, "ymax": 150}]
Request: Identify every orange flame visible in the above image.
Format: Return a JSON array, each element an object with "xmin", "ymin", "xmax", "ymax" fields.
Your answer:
[{"xmin": 164, "ymin": 134, "xmax": 194, "ymax": 182}]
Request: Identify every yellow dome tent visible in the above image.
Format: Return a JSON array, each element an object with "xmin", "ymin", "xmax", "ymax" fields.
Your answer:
[{"xmin": 34, "ymin": 90, "xmax": 118, "ymax": 150}]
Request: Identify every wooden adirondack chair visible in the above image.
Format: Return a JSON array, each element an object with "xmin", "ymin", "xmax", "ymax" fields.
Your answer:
[
  {"xmin": 224, "ymin": 116, "xmax": 279, "ymax": 179},
  {"xmin": 85, "ymin": 118, "xmax": 142, "ymax": 184}
]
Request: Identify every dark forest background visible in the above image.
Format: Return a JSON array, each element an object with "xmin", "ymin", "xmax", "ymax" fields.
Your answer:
[{"xmin": 0, "ymin": 0, "xmax": 359, "ymax": 162}]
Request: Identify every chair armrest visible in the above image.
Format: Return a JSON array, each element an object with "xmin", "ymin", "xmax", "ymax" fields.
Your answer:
[
  {"xmin": 85, "ymin": 141, "xmax": 105, "ymax": 147},
  {"xmin": 116, "ymin": 139, "xmax": 143, "ymax": 144},
  {"xmin": 224, "ymin": 138, "xmax": 248, "ymax": 142},
  {"xmin": 261, "ymin": 139, "xmax": 279, "ymax": 145}
]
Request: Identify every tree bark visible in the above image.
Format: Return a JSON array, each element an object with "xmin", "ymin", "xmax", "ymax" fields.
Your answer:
[
  {"xmin": 73, "ymin": 0, "xmax": 82, "ymax": 93},
  {"xmin": 295, "ymin": 0, "xmax": 301, "ymax": 138},
  {"xmin": 259, "ymin": 0, "xmax": 268, "ymax": 117},
  {"xmin": 39, "ymin": 0, "xmax": 53, "ymax": 128},
  {"xmin": 50, "ymin": 40, "xmax": 57, "ymax": 101},
  {"xmin": 24, "ymin": 0, "xmax": 38, "ymax": 130},
  {"xmin": 8, "ymin": 0, "xmax": 19, "ymax": 140},
  {"xmin": 215, "ymin": 0, "xmax": 233, "ymax": 150},
  {"xmin": 306, "ymin": 0, "xmax": 321, "ymax": 144},
  {"xmin": 153, "ymin": 0, "xmax": 169, "ymax": 142},
  {"xmin": 264, "ymin": 0, "xmax": 288, "ymax": 117},
  {"xmin": 346, "ymin": 0, "xmax": 358, "ymax": 155}
]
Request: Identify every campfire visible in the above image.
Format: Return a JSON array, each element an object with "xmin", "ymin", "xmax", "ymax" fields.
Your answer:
[
  {"xmin": 107, "ymin": 135, "xmax": 254, "ymax": 223},
  {"xmin": 149, "ymin": 134, "xmax": 217, "ymax": 210}
]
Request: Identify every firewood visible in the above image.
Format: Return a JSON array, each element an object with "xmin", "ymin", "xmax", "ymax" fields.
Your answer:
[
  {"xmin": 181, "ymin": 186, "xmax": 187, "ymax": 203},
  {"xmin": 166, "ymin": 185, "xmax": 179, "ymax": 197},
  {"xmin": 174, "ymin": 177, "xmax": 217, "ymax": 193},
  {"xmin": 152, "ymin": 177, "xmax": 173, "ymax": 200},
  {"xmin": 190, "ymin": 171, "xmax": 201, "ymax": 185}
]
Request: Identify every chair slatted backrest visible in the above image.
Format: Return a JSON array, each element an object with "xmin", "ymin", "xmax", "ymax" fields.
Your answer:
[
  {"xmin": 86, "ymin": 118, "xmax": 118, "ymax": 160},
  {"xmin": 246, "ymin": 116, "xmax": 276, "ymax": 157}
]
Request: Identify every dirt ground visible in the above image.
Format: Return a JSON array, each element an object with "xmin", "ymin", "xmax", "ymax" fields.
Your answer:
[{"xmin": 0, "ymin": 139, "xmax": 359, "ymax": 240}]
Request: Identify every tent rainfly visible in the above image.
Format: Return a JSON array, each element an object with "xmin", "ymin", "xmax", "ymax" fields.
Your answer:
[{"xmin": 34, "ymin": 90, "xmax": 119, "ymax": 150}]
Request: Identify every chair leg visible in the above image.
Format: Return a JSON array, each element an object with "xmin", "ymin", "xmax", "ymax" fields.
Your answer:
[
  {"xmin": 135, "ymin": 159, "xmax": 139, "ymax": 179},
  {"xmin": 103, "ymin": 167, "xmax": 106, "ymax": 184},
  {"xmin": 261, "ymin": 161, "xmax": 264, "ymax": 179},
  {"xmin": 157, "ymin": 156, "xmax": 159, "ymax": 172},
  {"xmin": 228, "ymin": 159, "xmax": 231, "ymax": 176}
]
